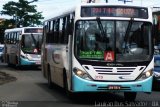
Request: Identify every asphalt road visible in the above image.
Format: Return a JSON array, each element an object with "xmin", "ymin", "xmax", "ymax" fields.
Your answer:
[{"xmin": 0, "ymin": 62, "xmax": 160, "ymax": 107}]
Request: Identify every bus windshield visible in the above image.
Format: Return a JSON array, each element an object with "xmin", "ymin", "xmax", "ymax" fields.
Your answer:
[
  {"xmin": 75, "ymin": 20, "xmax": 152, "ymax": 62},
  {"xmin": 21, "ymin": 34, "xmax": 42, "ymax": 54}
]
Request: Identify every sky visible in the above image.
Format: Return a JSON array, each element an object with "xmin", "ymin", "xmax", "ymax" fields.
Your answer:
[{"xmin": 1, "ymin": 0, "xmax": 160, "ymax": 20}]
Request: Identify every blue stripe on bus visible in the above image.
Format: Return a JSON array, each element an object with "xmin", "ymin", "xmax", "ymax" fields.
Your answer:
[
  {"xmin": 20, "ymin": 57, "xmax": 40, "ymax": 65},
  {"xmin": 72, "ymin": 75, "xmax": 152, "ymax": 92}
]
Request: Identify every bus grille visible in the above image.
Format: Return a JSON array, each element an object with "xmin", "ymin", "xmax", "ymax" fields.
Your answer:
[{"xmin": 93, "ymin": 66, "xmax": 136, "ymax": 75}]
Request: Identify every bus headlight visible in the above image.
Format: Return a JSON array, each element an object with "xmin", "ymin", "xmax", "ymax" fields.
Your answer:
[
  {"xmin": 21, "ymin": 54, "xmax": 33, "ymax": 60},
  {"xmin": 137, "ymin": 69, "xmax": 153, "ymax": 80},
  {"xmin": 73, "ymin": 68, "xmax": 92, "ymax": 80},
  {"xmin": 20, "ymin": 54, "xmax": 28, "ymax": 59},
  {"xmin": 26, "ymin": 54, "xmax": 33, "ymax": 60},
  {"xmin": 145, "ymin": 70, "xmax": 152, "ymax": 77}
]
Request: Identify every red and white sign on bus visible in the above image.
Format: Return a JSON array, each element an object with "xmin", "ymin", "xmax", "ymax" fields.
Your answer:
[{"xmin": 104, "ymin": 51, "xmax": 114, "ymax": 61}]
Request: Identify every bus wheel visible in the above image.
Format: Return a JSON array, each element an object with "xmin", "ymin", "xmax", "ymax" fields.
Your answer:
[
  {"xmin": 63, "ymin": 72, "xmax": 74, "ymax": 99},
  {"xmin": 7, "ymin": 56, "xmax": 11, "ymax": 67},
  {"xmin": 124, "ymin": 92, "xmax": 137, "ymax": 101},
  {"xmin": 47, "ymin": 66, "xmax": 53, "ymax": 89}
]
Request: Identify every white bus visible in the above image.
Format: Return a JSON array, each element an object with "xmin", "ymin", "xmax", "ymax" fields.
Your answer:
[
  {"xmin": 4, "ymin": 27, "xmax": 43, "ymax": 67},
  {"xmin": 42, "ymin": 4, "xmax": 154, "ymax": 101}
]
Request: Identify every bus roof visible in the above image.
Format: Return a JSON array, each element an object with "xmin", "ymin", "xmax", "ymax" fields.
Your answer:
[
  {"xmin": 44, "ymin": 6, "xmax": 76, "ymax": 21},
  {"xmin": 79, "ymin": 3, "xmax": 150, "ymax": 8},
  {"xmin": 5, "ymin": 27, "xmax": 43, "ymax": 33},
  {"xmin": 44, "ymin": 3, "xmax": 152, "ymax": 22}
]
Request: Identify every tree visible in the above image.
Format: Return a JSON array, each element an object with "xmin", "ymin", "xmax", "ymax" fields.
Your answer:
[
  {"xmin": 1, "ymin": 0, "xmax": 44, "ymax": 27},
  {"xmin": 0, "ymin": 19, "xmax": 15, "ymax": 43}
]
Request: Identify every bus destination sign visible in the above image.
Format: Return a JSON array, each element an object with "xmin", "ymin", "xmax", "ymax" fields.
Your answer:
[
  {"xmin": 24, "ymin": 28, "xmax": 43, "ymax": 33},
  {"xmin": 81, "ymin": 6, "xmax": 148, "ymax": 19}
]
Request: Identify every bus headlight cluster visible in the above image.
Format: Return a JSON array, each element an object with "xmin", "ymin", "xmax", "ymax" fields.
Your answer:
[
  {"xmin": 20, "ymin": 54, "xmax": 32, "ymax": 60},
  {"xmin": 138, "ymin": 69, "xmax": 153, "ymax": 80},
  {"xmin": 20, "ymin": 54, "xmax": 28, "ymax": 59},
  {"xmin": 73, "ymin": 68, "xmax": 92, "ymax": 80},
  {"xmin": 26, "ymin": 54, "xmax": 33, "ymax": 60}
]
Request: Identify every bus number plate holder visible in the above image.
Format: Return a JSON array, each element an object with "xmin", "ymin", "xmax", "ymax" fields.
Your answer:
[{"xmin": 108, "ymin": 85, "xmax": 121, "ymax": 90}]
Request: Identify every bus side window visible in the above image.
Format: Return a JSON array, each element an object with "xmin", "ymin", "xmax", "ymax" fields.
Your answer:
[
  {"xmin": 69, "ymin": 15, "xmax": 74, "ymax": 35},
  {"xmin": 7, "ymin": 33, "xmax": 9, "ymax": 44},
  {"xmin": 60, "ymin": 17, "xmax": 66, "ymax": 44},
  {"xmin": 5, "ymin": 33, "xmax": 7, "ymax": 44},
  {"xmin": 13, "ymin": 32, "xmax": 16, "ymax": 44},
  {"xmin": 64, "ymin": 15, "xmax": 71, "ymax": 44},
  {"xmin": 59, "ymin": 18, "xmax": 63, "ymax": 43},
  {"xmin": 46, "ymin": 21, "xmax": 51, "ymax": 43},
  {"xmin": 65, "ymin": 14, "xmax": 74, "ymax": 43},
  {"xmin": 17, "ymin": 32, "xmax": 20, "ymax": 43},
  {"xmin": 53, "ymin": 19, "xmax": 59, "ymax": 43},
  {"xmin": 16, "ymin": 32, "xmax": 18, "ymax": 43},
  {"xmin": 8, "ymin": 33, "xmax": 11, "ymax": 44},
  {"xmin": 21, "ymin": 36, "xmax": 25, "ymax": 47},
  {"xmin": 11, "ymin": 33, "xmax": 14, "ymax": 44},
  {"xmin": 51, "ymin": 21, "xmax": 54, "ymax": 43}
]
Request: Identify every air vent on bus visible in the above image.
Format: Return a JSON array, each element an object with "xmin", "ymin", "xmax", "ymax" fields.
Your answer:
[{"xmin": 93, "ymin": 66, "xmax": 136, "ymax": 75}]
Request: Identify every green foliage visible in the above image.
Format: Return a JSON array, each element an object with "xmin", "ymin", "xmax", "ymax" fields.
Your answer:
[{"xmin": 1, "ymin": 0, "xmax": 44, "ymax": 27}]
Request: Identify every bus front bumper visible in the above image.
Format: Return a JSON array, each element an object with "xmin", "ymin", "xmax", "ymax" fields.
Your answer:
[
  {"xmin": 20, "ymin": 57, "xmax": 41, "ymax": 66},
  {"xmin": 72, "ymin": 75, "xmax": 153, "ymax": 92}
]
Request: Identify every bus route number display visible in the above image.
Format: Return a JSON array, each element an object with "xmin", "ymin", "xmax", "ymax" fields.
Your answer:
[{"xmin": 81, "ymin": 6, "xmax": 148, "ymax": 19}]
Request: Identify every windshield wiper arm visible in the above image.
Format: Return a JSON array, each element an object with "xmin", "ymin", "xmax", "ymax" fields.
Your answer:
[
  {"xmin": 31, "ymin": 33, "xmax": 38, "ymax": 48},
  {"xmin": 123, "ymin": 17, "xmax": 134, "ymax": 52},
  {"xmin": 96, "ymin": 17, "xmax": 106, "ymax": 39}
]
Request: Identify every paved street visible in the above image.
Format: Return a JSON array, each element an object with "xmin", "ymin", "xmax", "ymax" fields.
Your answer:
[{"xmin": 0, "ymin": 62, "xmax": 160, "ymax": 107}]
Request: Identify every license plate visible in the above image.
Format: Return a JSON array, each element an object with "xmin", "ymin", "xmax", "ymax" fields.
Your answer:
[{"xmin": 108, "ymin": 85, "xmax": 121, "ymax": 90}]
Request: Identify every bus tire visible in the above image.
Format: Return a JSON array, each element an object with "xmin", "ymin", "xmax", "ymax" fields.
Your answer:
[
  {"xmin": 63, "ymin": 71, "xmax": 74, "ymax": 99},
  {"xmin": 47, "ymin": 65, "xmax": 54, "ymax": 89},
  {"xmin": 7, "ymin": 55, "xmax": 11, "ymax": 67},
  {"xmin": 124, "ymin": 92, "xmax": 137, "ymax": 101},
  {"xmin": 16, "ymin": 56, "xmax": 19, "ymax": 66}
]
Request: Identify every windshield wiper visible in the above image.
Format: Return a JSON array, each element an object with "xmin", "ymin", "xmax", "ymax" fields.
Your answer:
[
  {"xmin": 96, "ymin": 17, "xmax": 107, "ymax": 40},
  {"xmin": 31, "ymin": 33, "xmax": 40, "ymax": 52},
  {"xmin": 31, "ymin": 34, "xmax": 37, "ymax": 46},
  {"xmin": 123, "ymin": 18, "xmax": 134, "ymax": 52}
]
